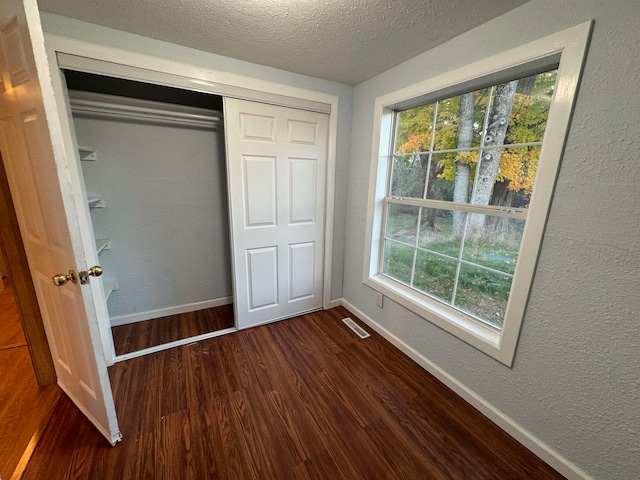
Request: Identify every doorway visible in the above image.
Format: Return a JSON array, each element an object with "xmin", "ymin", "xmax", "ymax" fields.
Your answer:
[
  {"xmin": 45, "ymin": 36, "xmax": 337, "ymax": 369},
  {"xmin": 61, "ymin": 71, "xmax": 235, "ymax": 359},
  {"xmin": 58, "ymin": 68, "xmax": 331, "ymax": 361}
]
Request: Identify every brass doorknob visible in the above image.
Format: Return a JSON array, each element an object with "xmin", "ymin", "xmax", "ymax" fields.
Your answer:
[
  {"xmin": 87, "ymin": 266, "xmax": 103, "ymax": 277},
  {"xmin": 53, "ymin": 270, "xmax": 77, "ymax": 286},
  {"xmin": 79, "ymin": 265, "xmax": 104, "ymax": 284}
]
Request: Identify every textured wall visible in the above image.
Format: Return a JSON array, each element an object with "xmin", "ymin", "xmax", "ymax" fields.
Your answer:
[
  {"xmin": 344, "ymin": 1, "xmax": 639, "ymax": 479},
  {"xmin": 74, "ymin": 113, "xmax": 231, "ymax": 317},
  {"xmin": 40, "ymin": 12, "xmax": 353, "ymax": 303}
]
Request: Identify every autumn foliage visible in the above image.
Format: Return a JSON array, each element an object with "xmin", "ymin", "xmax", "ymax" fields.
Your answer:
[{"xmin": 394, "ymin": 71, "xmax": 556, "ymax": 202}]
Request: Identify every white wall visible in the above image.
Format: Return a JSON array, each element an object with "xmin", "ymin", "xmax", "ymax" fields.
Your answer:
[
  {"xmin": 39, "ymin": 11, "xmax": 352, "ymax": 303},
  {"xmin": 74, "ymin": 111, "xmax": 230, "ymax": 317},
  {"xmin": 344, "ymin": 1, "xmax": 639, "ymax": 479}
]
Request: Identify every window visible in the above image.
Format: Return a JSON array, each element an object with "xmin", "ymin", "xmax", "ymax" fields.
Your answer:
[
  {"xmin": 385, "ymin": 69, "xmax": 556, "ymax": 329},
  {"xmin": 363, "ymin": 23, "xmax": 591, "ymax": 365}
]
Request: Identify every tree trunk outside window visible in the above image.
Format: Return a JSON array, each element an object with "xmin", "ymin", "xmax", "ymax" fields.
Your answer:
[
  {"xmin": 468, "ymin": 80, "xmax": 518, "ymax": 233},
  {"xmin": 453, "ymin": 92, "xmax": 475, "ymax": 234}
]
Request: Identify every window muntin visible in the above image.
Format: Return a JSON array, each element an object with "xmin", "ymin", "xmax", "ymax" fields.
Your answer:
[{"xmin": 381, "ymin": 70, "xmax": 557, "ymax": 330}]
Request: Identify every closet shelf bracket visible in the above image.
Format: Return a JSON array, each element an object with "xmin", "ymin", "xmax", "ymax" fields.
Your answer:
[
  {"xmin": 103, "ymin": 279, "xmax": 118, "ymax": 301},
  {"xmin": 88, "ymin": 197, "xmax": 105, "ymax": 209},
  {"xmin": 79, "ymin": 148, "xmax": 97, "ymax": 161},
  {"xmin": 95, "ymin": 238, "xmax": 112, "ymax": 255}
]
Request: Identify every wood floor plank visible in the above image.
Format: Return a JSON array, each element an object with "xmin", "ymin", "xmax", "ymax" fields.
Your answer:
[
  {"xmin": 23, "ymin": 306, "xmax": 565, "ymax": 479},
  {"xmin": 0, "ymin": 284, "xmax": 60, "ymax": 480}
]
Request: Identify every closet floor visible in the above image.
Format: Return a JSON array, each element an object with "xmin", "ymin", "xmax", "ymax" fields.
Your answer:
[{"xmin": 111, "ymin": 304, "xmax": 234, "ymax": 356}]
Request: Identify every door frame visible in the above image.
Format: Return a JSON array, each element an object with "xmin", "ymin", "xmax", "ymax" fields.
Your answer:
[
  {"xmin": 0, "ymin": 151, "xmax": 56, "ymax": 385},
  {"xmin": 44, "ymin": 34, "xmax": 340, "ymax": 363}
]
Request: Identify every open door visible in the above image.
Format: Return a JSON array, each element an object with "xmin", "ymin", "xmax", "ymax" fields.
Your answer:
[
  {"xmin": 0, "ymin": 0, "xmax": 120, "ymax": 443},
  {"xmin": 225, "ymin": 98, "xmax": 328, "ymax": 329}
]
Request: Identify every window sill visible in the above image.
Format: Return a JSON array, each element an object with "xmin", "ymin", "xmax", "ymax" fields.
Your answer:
[{"xmin": 364, "ymin": 274, "xmax": 512, "ymax": 364}]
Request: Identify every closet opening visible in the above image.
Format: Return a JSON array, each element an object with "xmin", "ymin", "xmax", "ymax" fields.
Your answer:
[{"xmin": 63, "ymin": 70, "xmax": 235, "ymax": 359}]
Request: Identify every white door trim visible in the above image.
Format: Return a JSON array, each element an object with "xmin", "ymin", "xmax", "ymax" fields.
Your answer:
[
  {"xmin": 57, "ymin": 53, "xmax": 331, "ymax": 114},
  {"xmin": 43, "ymin": 34, "xmax": 339, "ymax": 340}
]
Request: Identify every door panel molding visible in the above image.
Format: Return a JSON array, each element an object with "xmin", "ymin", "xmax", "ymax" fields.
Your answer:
[
  {"xmin": 289, "ymin": 241, "xmax": 315, "ymax": 301},
  {"xmin": 246, "ymin": 247, "xmax": 279, "ymax": 311}
]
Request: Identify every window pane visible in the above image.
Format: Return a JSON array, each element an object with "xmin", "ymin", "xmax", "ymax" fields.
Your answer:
[
  {"xmin": 413, "ymin": 251, "xmax": 456, "ymax": 303},
  {"xmin": 471, "ymin": 88, "xmax": 493, "ymax": 147},
  {"xmin": 417, "ymin": 208, "xmax": 465, "ymax": 258},
  {"xmin": 390, "ymin": 155, "xmax": 427, "ymax": 198},
  {"xmin": 395, "ymin": 104, "xmax": 435, "ymax": 154},
  {"xmin": 461, "ymin": 216, "xmax": 524, "ymax": 274},
  {"xmin": 505, "ymin": 71, "xmax": 557, "ymax": 144},
  {"xmin": 455, "ymin": 264, "xmax": 512, "ymax": 328},
  {"xmin": 382, "ymin": 240, "xmax": 414, "ymax": 284},
  {"xmin": 433, "ymin": 97, "xmax": 458, "ymax": 152},
  {"xmin": 471, "ymin": 146, "xmax": 541, "ymax": 209},
  {"xmin": 386, "ymin": 203, "xmax": 419, "ymax": 245},
  {"xmin": 426, "ymin": 152, "xmax": 468, "ymax": 203}
]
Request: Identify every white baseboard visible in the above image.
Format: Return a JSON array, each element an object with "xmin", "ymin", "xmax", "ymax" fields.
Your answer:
[
  {"xmin": 339, "ymin": 299, "xmax": 592, "ymax": 480},
  {"xmin": 326, "ymin": 298, "xmax": 343, "ymax": 309},
  {"xmin": 110, "ymin": 296, "xmax": 233, "ymax": 327}
]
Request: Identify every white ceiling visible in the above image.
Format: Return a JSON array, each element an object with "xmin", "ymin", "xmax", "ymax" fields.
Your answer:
[{"xmin": 38, "ymin": 0, "xmax": 529, "ymax": 86}]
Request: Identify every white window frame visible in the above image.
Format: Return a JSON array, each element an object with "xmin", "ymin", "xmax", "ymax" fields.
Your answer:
[{"xmin": 363, "ymin": 22, "xmax": 592, "ymax": 366}]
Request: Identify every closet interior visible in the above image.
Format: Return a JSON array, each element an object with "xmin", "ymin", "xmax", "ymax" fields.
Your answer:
[{"xmin": 64, "ymin": 71, "xmax": 234, "ymax": 357}]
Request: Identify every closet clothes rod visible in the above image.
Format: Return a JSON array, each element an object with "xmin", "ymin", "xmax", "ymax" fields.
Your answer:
[{"xmin": 69, "ymin": 93, "xmax": 224, "ymax": 129}]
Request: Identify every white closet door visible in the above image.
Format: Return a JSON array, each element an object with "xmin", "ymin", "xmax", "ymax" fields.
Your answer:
[
  {"xmin": 225, "ymin": 99, "xmax": 328, "ymax": 329},
  {"xmin": 0, "ymin": 0, "xmax": 120, "ymax": 444}
]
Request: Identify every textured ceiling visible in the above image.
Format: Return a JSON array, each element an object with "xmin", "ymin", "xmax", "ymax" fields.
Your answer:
[{"xmin": 38, "ymin": 0, "xmax": 529, "ymax": 85}]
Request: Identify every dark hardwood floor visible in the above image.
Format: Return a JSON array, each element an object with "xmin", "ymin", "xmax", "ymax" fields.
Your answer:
[
  {"xmin": 111, "ymin": 303, "xmax": 234, "ymax": 355},
  {"xmin": 23, "ymin": 306, "xmax": 564, "ymax": 479},
  {"xmin": 0, "ymin": 277, "xmax": 61, "ymax": 480}
]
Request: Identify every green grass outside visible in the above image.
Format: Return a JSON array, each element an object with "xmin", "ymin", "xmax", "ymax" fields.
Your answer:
[{"xmin": 383, "ymin": 211, "xmax": 521, "ymax": 328}]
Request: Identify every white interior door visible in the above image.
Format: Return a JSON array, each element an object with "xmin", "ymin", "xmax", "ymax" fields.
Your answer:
[
  {"xmin": 0, "ymin": 0, "xmax": 120, "ymax": 444},
  {"xmin": 225, "ymin": 98, "xmax": 328, "ymax": 329}
]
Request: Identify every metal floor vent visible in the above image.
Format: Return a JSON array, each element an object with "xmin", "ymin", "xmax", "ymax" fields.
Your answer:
[{"xmin": 341, "ymin": 317, "xmax": 370, "ymax": 339}]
